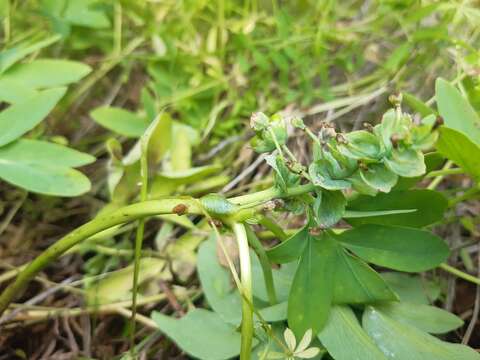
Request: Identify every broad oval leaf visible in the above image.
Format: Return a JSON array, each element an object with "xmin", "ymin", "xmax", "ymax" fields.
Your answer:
[
  {"xmin": 318, "ymin": 306, "xmax": 387, "ymax": 360},
  {"xmin": 333, "ymin": 247, "xmax": 397, "ymax": 304},
  {"xmin": 152, "ymin": 309, "xmax": 244, "ymax": 360},
  {"xmin": 374, "ymin": 302, "xmax": 463, "ymax": 334},
  {"xmin": 436, "ymin": 78, "xmax": 480, "ymax": 145},
  {"xmin": 363, "ymin": 307, "xmax": 480, "ymax": 360},
  {"xmin": 360, "ymin": 164, "xmax": 398, "ymax": 193},
  {"xmin": 346, "ymin": 189, "xmax": 447, "ymax": 228},
  {"xmin": 338, "ymin": 224, "xmax": 449, "ymax": 272},
  {"xmin": 267, "ymin": 226, "xmax": 309, "ymax": 264},
  {"xmin": 288, "ymin": 233, "xmax": 336, "ymax": 336},
  {"xmin": 0, "ymin": 87, "xmax": 66, "ymax": 146},
  {"xmin": 0, "ymin": 139, "xmax": 94, "ymax": 196},
  {"xmin": 436, "ymin": 127, "xmax": 480, "ymax": 181},
  {"xmin": 381, "ymin": 272, "xmax": 441, "ymax": 305},
  {"xmin": 0, "ymin": 59, "xmax": 91, "ymax": 88},
  {"xmin": 197, "ymin": 238, "xmax": 242, "ymax": 324},
  {"xmin": 90, "ymin": 106, "xmax": 149, "ymax": 137}
]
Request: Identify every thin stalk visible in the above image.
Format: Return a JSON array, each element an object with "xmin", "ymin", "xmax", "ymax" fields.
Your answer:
[
  {"xmin": 426, "ymin": 168, "xmax": 464, "ymax": 178},
  {"xmin": 427, "ymin": 160, "xmax": 453, "ymax": 190},
  {"xmin": 233, "ymin": 223, "xmax": 253, "ymax": 360},
  {"xmin": 439, "ymin": 263, "xmax": 480, "ymax": 286},
  {"xmin": 230, "ymin": 183, "xmax": 315, "ymax": 206},
  {"xmin": 258, "ymin": 216, "xmax": 287, "ymax": 241},
  {"xmin": 245, "ymin": 226, "xmax": 277, "ymax": 305},
  {"xmin": 131, "ymin": 119, "xmax": 153, "ymax": 352},
  {"xmin": 448, "ymin": 185, "xmax": 480, "ymax": 208}
]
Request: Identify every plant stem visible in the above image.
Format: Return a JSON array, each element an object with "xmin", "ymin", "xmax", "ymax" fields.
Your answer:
[
  {"xmin": 230, "ymin": 183, "xmax": 315, "ymax": 206},
  {"xmin": 426, "ymin": 168, "xmax": 464, "ymax": 178},
  {"xmin": 439, "ymin": 263, "xmax": 480, "ymax": 285},
  {"xmin": 245, "ymin": 226, "xmax": 277, "ymax": 305},
  {"xmin": 0, "ymin": 198, "xmax": 203, "ymax": 316},
  {"xmin": 0, "ymin": 184, "xmax": 317, "ymax": 316},
  {"xmin": 233, "ymin": 223, "xmax": 254, "ymax": 360},
  {"xmin": 258, "ymin": 216, "xmax": 288, "ymax": 241}
]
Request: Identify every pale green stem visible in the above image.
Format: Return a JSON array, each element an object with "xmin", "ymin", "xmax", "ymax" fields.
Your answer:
[
  {"xmin": 245, "ymin": 226, "xmax": 277, "ymax": 305},
  {"xmin": 0, "ymin": 184, "xmax": 316, "ymax": 316},
  {"xmin": 426, "ymin": 168, "xmax": 464, "ymax": 178},
  {"xmin": 258, "ymin": 216, "xmax": 288, "ymax": 241},
  {"xmin": 233, "ymin": 223, "xmax": 253, "ymax": 360},
  {"xmin": 0, "ymin": 198, "xmax": 203, "ymax": 315},
  {"xmin": 427, "ymin": 160, "xmax": 453, "ymax": 190},
  {"xmin": 439, "ymin": 263, "xmax": 480, "ymax": 285}
]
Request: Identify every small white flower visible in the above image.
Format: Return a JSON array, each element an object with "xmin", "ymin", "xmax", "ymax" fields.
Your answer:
[{"xmin": 267, "ymin": 328, "xmax": 321, "ymax": 359}]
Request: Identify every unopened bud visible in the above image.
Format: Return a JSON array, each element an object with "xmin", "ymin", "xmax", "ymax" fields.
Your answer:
[{"xmin": 250, "ymin": 112, "xmax": 269, "ymax": 131}]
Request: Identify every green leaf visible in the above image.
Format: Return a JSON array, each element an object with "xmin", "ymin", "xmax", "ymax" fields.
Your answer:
[
  {"xmin": 288, "ymin": 233, "xmax": 336, "ymax": 336},
  {"xmin": 363, "ymin": 307, "xmax": 480, "ymax": 360},
  {"xmin": 0, "ymin": 35, "xmax": 60, "ymax": 73},
  {"xmin": 346, "ymin": 189, "xmax": 447, "ymax": 228},
  {"xmin": 374, "ymin": 302, "xmax": 463, "ymax": 334},
  {"xmin": 197, "ymin": 238, "xmax": 242, "ymax": 324},
  {"xmin": 381, "ymin": 272, "xmax": 441, "ymax": 305},
  {"xmin": 309, "ymin": 161, "xmax": 351, "ymax": 191},
  {"xmin": 403, "ymin": 92, "xmax": 436, "ymax": 117},
  {"xmin": 0, "ymin": 78, "xmax": 37, "ymax": 103},
  {"xmin": 338, "ymin": 225, "xmax": 449, "ymax": 272},
  {"xmin": 313, "ymin": 190, "xmax": 346, "ymax": 228},
  {"xmin": 142, "ymin": 112, "xmax": 172, "ymax": 166},
  {"xmin": 265, "ymin": 153, "xmax": 300, "ymax": 192},
  {"xmin": 436, "ymin": 127, "xmax": 480, "ymax": 181},
  {"xmin": 339, "ymin": 130, "xmax": 382, "ymax": 160},
  {"xmin": 0, "ymin": 87, "xmax": 66, "ymax": 146},
  {"xmin": 159, "ymin": 165, "xmax": 222, "ymax": 183},
  {"xmin": 62, "ymin": 0, "xmax": 110, "ymax": 29},
  {"xmin": 267, "ymin": 226, "xmax": 309, "ymax": 264},
  {"xmin": 152, "ymin": 309, "xmax": 244, "ymax": 360},
  {"xmin": 393, "ymin": 152, "xmax": 444, "ymax": 190},
  {"xmin": 90, "ymin": 106, "xmax": 149, "ymax": 137},
  {"xmin": 0, "ymin": 59, "xmax": 91, "ymax": 88},
  {"xmin": 385, "ymin": 148, "xmax": 425, "ymax": 177},
  {"xmin": 171, "ymin": 127, "xmax": 191, "ymax": 171},
  {"xmin": 436, "ymin": 78, "xmax": 480, "ymax": 145},
  {"xmin": 360, "ymin": 164, "xmax": 398, "ymax": 193},
  {"xmin": 318, "ymin": 306, "xmax": 388, "ymax": 360},
  {"xmin": 0, "ymin": 139, "xmax": 94, "ymax": 196},
  {"xmin": 87, "ymin": 258, "xmax": 165, "ymax": 305},
  {"xmin": 258, "ymin": 301, "xmax": 288, "ymax": 322},
  {"xmin": 333, "ymin": 246, "xmax": 397, "ymax": 304},
  {"xmin": 344, "ymin": 209, "xmax": 416, "ymax": 218}
]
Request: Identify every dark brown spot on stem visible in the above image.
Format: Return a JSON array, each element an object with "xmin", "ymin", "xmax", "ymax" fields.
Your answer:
[{"xmin": 172, "ymin": 204, "xmax": 188, "ymax": 216}]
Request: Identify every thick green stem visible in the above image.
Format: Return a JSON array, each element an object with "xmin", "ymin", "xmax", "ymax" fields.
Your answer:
[
  {"xmin": 245, "ymin": 226, "xmax": 277, "ymax": 305},
  {"xmin": 0, "ymin": 184, "xmax": 316, "ymax": 316},
  {"xmin": 0, "ymin": 198, "xmax": 202, "ymax": 316},
  {"xmin": 258, "ymin": 215, "xmax": 288, "ymax": 242},
  {"xmin": 233, "ymin": 223, "xmax": 254, "ymax": 360}
]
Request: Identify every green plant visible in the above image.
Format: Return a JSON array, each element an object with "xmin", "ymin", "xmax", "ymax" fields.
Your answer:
[
  {"xmin": 0, "ymin": 35, "xmax": 94, "ymax": 196},
  {"xmin": 2, "ymin": 80, "xmax": 480, "ymax": 359}
]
